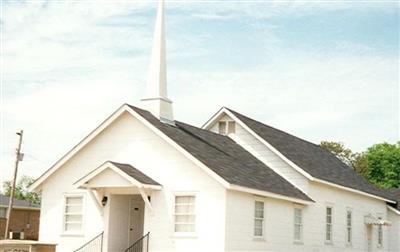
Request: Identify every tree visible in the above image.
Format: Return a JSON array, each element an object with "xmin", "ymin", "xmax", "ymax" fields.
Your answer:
[
  {"xmin": 3, "ymin": 175, "xmax": 41, "ymax": 204},
  {"xmin": 364, "ymin": 142, "xmax": 400, "ymax": 189},
  {"xmin": 320, "ymin": 141, "xmax": 367, "ymax": 175},
  {"xmin": 320, "ymin": 141, "xmax": 354, "ymax": 167},
  {"xmin": 320, "ymin": 141, "xmax": 400, "ymax": 189}
]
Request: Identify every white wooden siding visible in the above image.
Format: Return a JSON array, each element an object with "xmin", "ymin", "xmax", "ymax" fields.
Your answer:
[{"xmin": 224, "ymin": 182, "xmax": 390, "ymax": 252}]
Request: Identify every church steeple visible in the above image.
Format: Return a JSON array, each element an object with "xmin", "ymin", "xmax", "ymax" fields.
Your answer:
[{"xmin": 141, "ymin": 0, "xmax": 174, "ymax": 123}]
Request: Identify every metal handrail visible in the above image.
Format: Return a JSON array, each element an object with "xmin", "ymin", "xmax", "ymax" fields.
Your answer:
[
  {"xmin": 73, "ymin": 232, "xmax": 104, "ymax": 252},
  {"xmin": 125, "ymin": 232, "xmax": 150, "ymax": 252}
]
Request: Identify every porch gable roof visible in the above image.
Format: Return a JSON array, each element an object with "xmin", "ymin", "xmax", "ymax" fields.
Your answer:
[{"xmin": 74, "ymin": 161, "xmax": 161, "ymax": 189}]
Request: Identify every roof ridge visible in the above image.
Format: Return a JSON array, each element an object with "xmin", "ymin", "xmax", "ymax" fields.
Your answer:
[
  {"xmin": 176, "ymin": 120, "xmax": 233, "ymax": 139},
  {"xmin": 175, "ymin": 122, "xmax": 239, "ymax": 158}
]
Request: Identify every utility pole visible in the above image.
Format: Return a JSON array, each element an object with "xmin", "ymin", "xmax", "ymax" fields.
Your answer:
[{"xmin": 4, "ymin": 130, "xmax": 23, "ymax": 239}]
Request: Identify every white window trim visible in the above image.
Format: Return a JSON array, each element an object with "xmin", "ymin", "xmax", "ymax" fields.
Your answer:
[
  {"xmin": 293, "ymin": 207, "xmax": 303, "ymax": 243},
  {"xmin": 345, "ymin": 208, "xmax": 352, "ymax": 246},
  {"xmin": 172, "ymin": 192, "xmax": 197, "ymax": 238},
  {"xmin": 61, "ymin": 193, "xmax": 85, "ymax": 236},
  {"xmin": 325, "ymin": 204, "xmax": 334, "ymax": 244},
  {"xmin": 218, "ymin": 120, "xmax": 236, "ymax": 135},
  {"xmin": 253, "ymin": 198, "xmax": 265, "ymax": 240}
]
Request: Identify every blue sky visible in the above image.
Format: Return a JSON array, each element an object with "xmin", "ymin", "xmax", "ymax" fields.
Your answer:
[{"xmin": 1, "ymin": 0, "xmax": 399, "ymax": 185}]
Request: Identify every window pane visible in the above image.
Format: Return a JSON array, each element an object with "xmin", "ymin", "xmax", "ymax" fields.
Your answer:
[
  {"xmin": 254, "ymin": 219, "xmax": 263, "ymax": 228},
  {"xmin": 347, "ymin": 212, "xmax": 351, "ymax": 226},
  {"xmin": 66, "ymin": 205, "xmax": 82, "ymax": 213},
  {"xmin": 66, "ymin": 197, "xmax": 82, "ymax": 205},
  {"xmin": 347, "ymin": 228, "xmax": 351, "ymax": 243},
  {"xmin": 326, "ymin": 229, "xmax": 331, "ymax": 241},
  {"xmin": 175, "ymin": 196, "xmax": 194, "ymax": 204},
  {"xmin": 175, "ymin": 223, "xmax": 195, "ymax": 232},
  {"xmin": 255, "ymin": 201, "xmax": 264, "ymax": 218},
  {"xmin": 326, "ymin": 224, "xmax": 332, "ymax": 241},
  {"xmin": 326, "ymin": 207, "xmax": 332, "ymax": 215},
  {"xmin": 218, "ymin": 122, "xmax": 227, "ymax": 134},
  {"xmin": 254, "ymin": 220, "xmax": 263, "ymax": 236},
  {"xmin": 255, "ymin": 201, "xmax": 264, "ymax": 210},
  {"xmin": 227, "ymin": 121, "xmax": 236, "ymax": 134},
  {"xmin": 294, "ymin": 225, "xmax": 301, "ymax": 240},
  {"xmin": 294, "ymin": 209, "xmax": 302, "ymax": 224},
  {"xmin": 175, "ymin": 215, "xmax": 195, "ymax": 223},
  {"xmin": 254, "ymin": 228, "xmax": 262, "ymax": 236},
  {"xmin": 65, "ymin": 215, "xmax": 82, "ymax": 222},
  {"xmin": 326, "ymin": 215, "xmax": 332, "ymax": 223},
  {"xmin": 175, "ymin": 204, "xmax": 195, "ymax": 214},
  {"xmin": 255, "ymin": 210, "xmax": 264, "ymax": 218},
  {"xmin": 65, "ymin": 223, "xmax": 82, "ymax": 232}
]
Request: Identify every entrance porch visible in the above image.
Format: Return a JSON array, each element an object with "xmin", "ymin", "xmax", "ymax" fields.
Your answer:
[{"xmin": 73, "ymin": 161, "xmax": 161, "ymax": 252}]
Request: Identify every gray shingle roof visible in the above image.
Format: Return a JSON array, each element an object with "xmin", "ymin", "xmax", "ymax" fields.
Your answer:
[
  {"xmin": 108, "ymin": 161, "xmax": 161, "ymax": 186},
  {"xmin": 128, "ymin": 105, "xmax": 313, "ymax": 202},
  {"xmin": 387, "ymin": 188, "xmax": 400, "ymax": 210},
  {"xmin": 0, "ymin": 194, "xmax": 40, "ymax": 209},
  {"xmin": 226, "ymin": 108, "xmax": 393, "ymax": 201}
]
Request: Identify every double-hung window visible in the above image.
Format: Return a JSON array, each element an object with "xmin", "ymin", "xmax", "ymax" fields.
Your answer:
[
  {"xmin": 63, "ymin": 195, "xmax": 83, "ymax": 234},
  {"xmin": 325, "ymin": 206, "xmax": 333, "ymax": 243},
  {"xmin": 346, "ymin": 210, "xmax": 352, "ymax": 245},
  {"xmin": 294, "ymin": 208, "xmax": 303, "ymax": 242},
  {"xmin": 174, "ymin": 195, "xmax": 196, "ymax": 233},
  {"xmin": 254, "ymin": 201, "xmax": 264, "ymax": 237}
]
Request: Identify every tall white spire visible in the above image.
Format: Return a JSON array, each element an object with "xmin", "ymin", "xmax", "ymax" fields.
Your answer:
[{"xmin": 141, "ymin": 0, "xmax": 174, "ymax": 123}]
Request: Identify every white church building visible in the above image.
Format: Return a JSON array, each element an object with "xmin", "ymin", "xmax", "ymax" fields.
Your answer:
[{"xmin": 29, "ymin": 1, "xmax": 400, "ymax": 251}]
